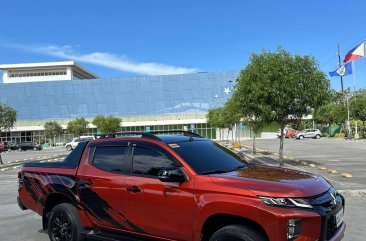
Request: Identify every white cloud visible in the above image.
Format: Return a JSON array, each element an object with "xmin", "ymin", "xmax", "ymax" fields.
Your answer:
[{"xmin": 4, "ymin": 43, "xmax": 198, "ymax": 75}]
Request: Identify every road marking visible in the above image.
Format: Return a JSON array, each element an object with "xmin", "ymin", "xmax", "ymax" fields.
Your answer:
[
  {"xmin": 318, "ymin": 166, "xmax": 327, "ymax": 170},
  {"xmin": 342, "ymin": 173, "xmax": 353, "ymax": 178},
  {"xmin": 309, "ymin": 164, "xmax": 316, "ymax": 168},
  {"xmin": 1, "ymin": 168, "xmax": 9, "ymax": 171},
  {"xmin": 328, "ymin": 169, "xmax": 337, "ymax": 174}
]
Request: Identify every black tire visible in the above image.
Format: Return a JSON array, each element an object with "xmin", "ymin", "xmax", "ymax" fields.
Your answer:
[
  {"xmin": 315, "ymin": 134, "xmax": 321, "ymax": 139},
  {"xmin": 48, "ymin": 203, "xmax": 83, "ymax": 241},
  {"xmin": 209, "ymin": 224, "xmax": 266, "ymax": 241},
  {"xmin": 66, "ymin": 145, "xmax": 72, "ymax": 151},
  {"xmin": 299, "ymin": 135, "xmax": 304, "ymax": 140}
]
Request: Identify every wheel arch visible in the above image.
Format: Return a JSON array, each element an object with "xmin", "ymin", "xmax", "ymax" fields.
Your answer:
[
  {"xmin": 200, "ymin": 213, "xmax": 269, "ymax": 241},
  {"xmin": 42, "ymin": 193, "xmax": 92, "ymax": 230}
]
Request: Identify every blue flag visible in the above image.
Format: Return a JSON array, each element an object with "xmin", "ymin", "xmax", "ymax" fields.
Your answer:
[{"xmin": 329, "ymin": 62, "xmax": 352, "ymax": 77}]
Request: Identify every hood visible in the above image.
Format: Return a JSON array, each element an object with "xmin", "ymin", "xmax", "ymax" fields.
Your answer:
[{"xmin": 210, "ymin": 165, "xmax": 330, "ymax": 198}]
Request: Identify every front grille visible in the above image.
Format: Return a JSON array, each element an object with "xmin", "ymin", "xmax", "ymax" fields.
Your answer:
[
  {"xmin": 308, "ymin": 187, "xmax": 344, "ymax": 241},
  {"xmin": 326, "ymin": 216, "xmax": 337, "ymax": 240}
]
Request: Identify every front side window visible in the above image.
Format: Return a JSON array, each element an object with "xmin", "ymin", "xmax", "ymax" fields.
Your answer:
[
  {"xmin": 93, "ymin": 146, "xmax": 126, "ymax": 173},
  {"xmin": 172, "ymin": 140, "xmax": 248, "ymax": 175},
  {"xmin": 132, "ymin": 147, "xmax": 176, "ymax": 177}
]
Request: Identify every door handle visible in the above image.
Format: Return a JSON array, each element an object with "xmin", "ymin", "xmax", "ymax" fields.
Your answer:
[
  {"xmin": 79, "ymin": 179, "xmax": 93, "ymax": 186},
  {"xmin": 127, "ymin": 186, "xmax": 141, "ymax": 193}
]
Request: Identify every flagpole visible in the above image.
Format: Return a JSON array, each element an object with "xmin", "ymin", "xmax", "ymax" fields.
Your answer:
[
  {"xmin": 337, "ymin": 44, "xmax": 345, "ymax": 105},
  {"xmin": 351, "ymin": 60, "xmax": 359, "ymax": 139}
]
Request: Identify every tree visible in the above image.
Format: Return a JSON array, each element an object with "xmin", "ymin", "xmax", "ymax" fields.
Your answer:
[
  {"xmin": 67, "ymin": 118, "xmax": 89, "ymax": 137},
  {"xmin": 350, "ymin": 95, "xmax": 366, "ymax": 138},
  {"xmin": 314, "ymin": 103, "xmax": 347, "ymax": 136},
  {"xmin": 222, "ymin": 99, "xmax": 241, "ymax": 141},
  {"xmin": 92, "ymin": 115, "xmax": 121, "ymax": 134},
  {"xmin": 230, "ymin": 89, "xmax": 267, "ymax": 154},
  {"xmin": 206, "ymin": 108, "xmax": 225, "ymax": 140},
  {"xmin": 0, "ymin": 104, "xmax": 17, "ymax": 165},
  {"xmin": 44, "ymin": 121, "xmax": 63, "ymax": 146},
  {"xmin": 234, "ymin": 48, "xmax": 330, "ymax": 165}
]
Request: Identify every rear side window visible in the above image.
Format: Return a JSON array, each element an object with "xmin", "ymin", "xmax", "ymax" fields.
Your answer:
[
  {"xmin": 93, "ymin": 146, "xmax": 126, "ymax": 173},
  {"xmin": 132, "ymin": 147, "xmax": 176, "ymax": 177}
]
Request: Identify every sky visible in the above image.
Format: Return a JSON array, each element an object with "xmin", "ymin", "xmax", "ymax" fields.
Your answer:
[{"xmin": 1, "ymin": 0, "xmax": 366, "ymax": 91}]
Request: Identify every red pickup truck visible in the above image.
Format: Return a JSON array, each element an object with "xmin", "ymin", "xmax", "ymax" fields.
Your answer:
[{"xmin": 17, "ymin": 132, "xmax": 345, "ymax": 241}]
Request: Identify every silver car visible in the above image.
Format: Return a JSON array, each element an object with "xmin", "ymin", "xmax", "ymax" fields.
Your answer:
[{"xmin": 296, "ymin": 129, "xmax": 322, "ymax": 139}]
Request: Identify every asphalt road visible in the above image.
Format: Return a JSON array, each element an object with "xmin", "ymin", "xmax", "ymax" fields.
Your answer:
[
  {"xmin": 240, "ymin": 138, "xmax": 366, "ymax": 191},
  {"xmin": 0, "ymin": 147, "xmax": 69, "ymax": 167}
]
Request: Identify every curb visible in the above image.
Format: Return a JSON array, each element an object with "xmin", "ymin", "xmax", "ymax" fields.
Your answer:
[{"xmin": 337, "ymin": 190, "xmax": 366, "ymax": 197}]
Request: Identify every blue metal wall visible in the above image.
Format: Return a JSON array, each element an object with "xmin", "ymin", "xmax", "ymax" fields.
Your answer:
[{"xmin": 0, "ymin": 71, "xmax": 239, "ymax": 120}]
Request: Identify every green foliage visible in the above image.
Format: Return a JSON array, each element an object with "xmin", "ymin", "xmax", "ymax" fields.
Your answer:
[
  {"xmin": 0, "ymin": 104, "xmax": 17, "ymax": 131},
  {"xmin": 314, "ymin": 103, "xmax": 347, "ymax": 126},
  {"xmin": 322, "ymin": 133, "xmax": 329, "ymax": 138},
  {"xmin": 232, "ymin": 48, "xmax": 330, "ymax": 162},
  {"xmin": 334, "ymin": 133, "xmax": 345, "ymax": 138},
  {"xmin": 44, "ymin": 121, "xmax": 63, "ymax": 139},
  {"xmin": 92, "ymin": 115, "xmax": 121, "ymax": 133},
  {"xmin": 67, "ymin": 118, "xmax": 89, "ymax": 137},
  {"xmin": 350, "ymin": 95, "xmax": 366, "ymax": 121},
  {"xmin": 206, "ymin": 108, "xmax": 225, "ymax": 129},
  {"xmin": 235, "ymin": 48, "xmax": 330, "ymax": 124}
]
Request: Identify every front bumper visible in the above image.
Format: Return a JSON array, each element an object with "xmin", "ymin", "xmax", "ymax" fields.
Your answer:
[
  {"xmin": 258, "ymin": 188, "xmax": 345, "ymax": 241},
  {"xmin": 328, "ymin": 223, "xmax": 346, "ymax": 241}
]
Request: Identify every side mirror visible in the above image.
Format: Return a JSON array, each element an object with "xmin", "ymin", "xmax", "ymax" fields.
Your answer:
[{"xmin": 158, "ymin": 167, "xmax": 187, "ymax": 183}]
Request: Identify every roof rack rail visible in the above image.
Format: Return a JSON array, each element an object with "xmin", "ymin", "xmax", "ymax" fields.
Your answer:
[
  {"xmin": 95, "ymin": 132, "xmax": 162, "ymax": 141},
  {"xmin": 150, "ymin": 130, "xmax": 203, "ymax": 138}
]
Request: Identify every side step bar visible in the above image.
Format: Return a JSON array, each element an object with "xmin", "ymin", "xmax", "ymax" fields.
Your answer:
[{"xmin": 82, "ymin": 230, "xmax": 159, "ymax": 241}]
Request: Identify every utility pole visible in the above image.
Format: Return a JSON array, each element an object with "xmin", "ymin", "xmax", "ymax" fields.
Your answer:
[{"xmin": 337, "ymin": 44, "xmax": 345, "ymax": 105}]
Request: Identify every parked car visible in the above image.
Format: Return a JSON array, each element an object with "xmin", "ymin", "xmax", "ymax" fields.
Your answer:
[
  {"xmin": 16, "ymin": 141, "xmax": 43, "ymax": 151},
  {"xmin": 296, "ymin": 129, "xmax": 322, "ymax": 139},
  {"xmin": 18, "ymin": 131, "xmax": 345, "ymax": 241},
  {"xmin": 277, "ymin": 128, "xmax": 298, "ymax": 138},
  {"xmin": 65, "ymin": 135, "xmax": 95, "ymax": 151},
  {"xmin": 4, "ymin": 141, "xmax": 16, "ymax": 151}
]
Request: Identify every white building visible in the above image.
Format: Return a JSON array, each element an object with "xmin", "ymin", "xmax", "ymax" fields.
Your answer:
[{"xmin": 0, "ymin": 61, "xmax": 98, "ymax": 84}]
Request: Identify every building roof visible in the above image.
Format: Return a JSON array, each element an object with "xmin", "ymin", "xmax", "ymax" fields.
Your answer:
[{"xmin": 0, "ymin": 61, "xmax": 98, "ymax": 79}]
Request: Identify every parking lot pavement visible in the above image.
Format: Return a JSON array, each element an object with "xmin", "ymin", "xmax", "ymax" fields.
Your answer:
[
  {"xmin": 237, "ymin": 138, "xmax": 366, "ymax": 192},
  {"xmin": 0, "ymin": 147, "xmax": 69, "ymax": 167}
]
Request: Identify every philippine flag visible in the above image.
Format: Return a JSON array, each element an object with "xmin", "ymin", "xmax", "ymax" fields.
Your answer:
[{"xmin": 343, "ymin": 43, "xmax": 365, "ymax": 63}]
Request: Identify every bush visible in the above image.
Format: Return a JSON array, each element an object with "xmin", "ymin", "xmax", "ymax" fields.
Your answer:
[
  {"xmin": 334, "ymin": 133, "xmax": 345, "ymax": 138},
  {"xmin": 322, "ymin": 133, "xmax": 329, "ymax": 138}
]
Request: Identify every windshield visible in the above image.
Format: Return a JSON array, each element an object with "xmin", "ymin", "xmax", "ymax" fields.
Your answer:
[{"xmin": 172, "ymin": 140, "xmax": 248, "ymax": 175}]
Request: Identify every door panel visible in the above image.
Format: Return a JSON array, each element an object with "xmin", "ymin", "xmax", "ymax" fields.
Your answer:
[
  {"xmin": 123, "ymin": 144, "xmax": 194, "ymax": 240},
  {"xmin": 77, "ymin": 145, "xmax": 142, "ymax": 232},
  {"xmin": 124, "ymin": 175, "xmax": 194, "ymax": 240}
]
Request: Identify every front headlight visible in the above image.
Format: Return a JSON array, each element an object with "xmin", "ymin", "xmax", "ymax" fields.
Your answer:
[{"xmin": 259, "ymin": 196, "xmax": 313, "ymax": 209}]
